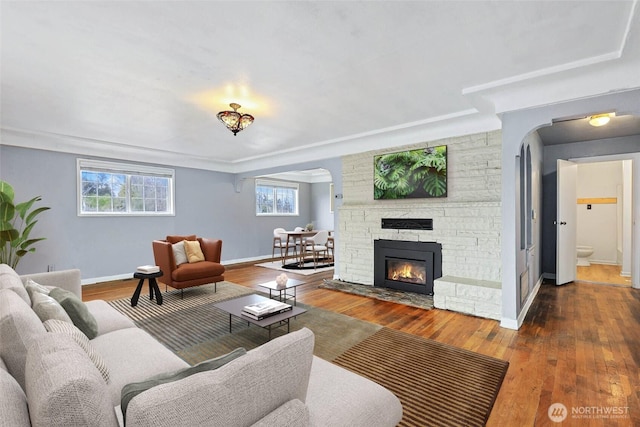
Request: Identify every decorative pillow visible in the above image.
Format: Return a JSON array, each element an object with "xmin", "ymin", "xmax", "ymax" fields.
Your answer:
[
  {"xmin": 166, "ymin": 234, "xmax": 196, "ymax": 244},
  {"xmin": 172, "ymin": 241, "xmax": 188, "ymax": 265},
  {"xmin": 184, "ymin": 240, "xmax": 205, "ymax": 263},
  {"xmin": 31, "ymin": 292, "xmax": 73, "ymax": 323},
  {"xmin": 120, "ymin": 347, "xmax": 246, "ymax": 417},
  {"xmin": 25, "ymin": 278, "xmax": 52, "ymax": 300},
  {"xmin": 43, "ymin": 319, "xmax": 110, "ymax": 383},
  {"xmin": 48, "ymin": 288, "xmax": 99, "ymax": 339}
]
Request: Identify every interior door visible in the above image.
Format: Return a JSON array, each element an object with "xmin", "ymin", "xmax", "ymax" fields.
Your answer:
[{"xmin": 556, "ymin": 159, "xmax": 577, "ymax": 285}]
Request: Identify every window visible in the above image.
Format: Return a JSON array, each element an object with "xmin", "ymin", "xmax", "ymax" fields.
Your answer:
[
  {"xmin": 256, "ymin": 179, "xmax": 298, "ymax": 216},
  {"xmin": 77, "ymin": 159, "xmax": 175, "ymax": 216}
]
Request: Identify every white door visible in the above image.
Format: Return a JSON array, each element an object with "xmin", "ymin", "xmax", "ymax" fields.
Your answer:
[{"xmin": 556, "ymin": 160, "xmax": 577, "ymax": 285}]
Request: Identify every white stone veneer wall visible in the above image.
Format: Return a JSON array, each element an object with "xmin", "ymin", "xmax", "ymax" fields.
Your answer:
[{"xmin": 338, "ymin": 130, "xmax": 502, "ymax": 287}]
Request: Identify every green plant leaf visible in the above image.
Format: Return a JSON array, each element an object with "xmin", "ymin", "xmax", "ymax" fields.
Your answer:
[
  {"xmin": 25, "ymin": 206, "xmax": 50, "ymax": 225},
  {"xmin": 20, "ymin": 220, "xmax": 37, "ymax": 242},
  {"xmin": 0, "ymin": 181, "xmax": 15, "ymax": 201},
  {"xmin": 0, "ymin": 202, "xmax": 16, "ymax": 224},
  {"xmin": 0, "ymin": 228, "xmax": 19, "ymax": 243},
  {"xmin": 16, "ymin": 196, "xmax": 42, "ymax": 220},
  {"xmin": 0, "ymin": 181, "xmax": 49, "ymax": 268},
  {"xmin": 19, "ymin": 238, "xmax": 46, "ymax": 251}
]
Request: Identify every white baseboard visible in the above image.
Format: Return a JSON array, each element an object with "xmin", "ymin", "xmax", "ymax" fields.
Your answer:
[
  {"xmin": 81, "ymin": 254, "xmax": 274, "ymax": 286},
  {"xmin": 500, "ymin": 276, "xmax": 543, "ymax": 330}
]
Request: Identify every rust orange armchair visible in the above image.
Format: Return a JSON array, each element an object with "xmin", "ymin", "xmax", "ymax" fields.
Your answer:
[{"xmin": 152, "ymin": 235, "xmax": 225, "ymax": 296}]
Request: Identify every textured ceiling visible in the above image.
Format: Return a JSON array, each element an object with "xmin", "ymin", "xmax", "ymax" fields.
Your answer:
[{"xmin": 1, "ymin": 1, "xmax": 639, "ymax": 172}]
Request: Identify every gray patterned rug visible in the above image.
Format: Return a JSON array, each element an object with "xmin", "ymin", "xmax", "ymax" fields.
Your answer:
[
  {"xmin": 107, "ymin": 281, "xmax": 380, "ymax": 364},
  {"xmin": 108, "ymin": 281, "xmax": 508, "ymax": 426},
  {"xmin": 319, "ymin": 279, "xmax": 434, "ymax": 310}
]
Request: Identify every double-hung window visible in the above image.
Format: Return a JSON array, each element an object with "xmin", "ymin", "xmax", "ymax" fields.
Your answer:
[
  {"xmin": 255, "ymin": 179, "xmax": 299, "ymax": 216},
  {"xmin": 77, "ymin": 159, "xmax": 175, "ymax": 216}
]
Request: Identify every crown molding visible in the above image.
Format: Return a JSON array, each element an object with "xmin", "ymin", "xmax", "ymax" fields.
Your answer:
[{"xmin": 1, "ymin": 110, "xmax": 502, "ymax": 174}]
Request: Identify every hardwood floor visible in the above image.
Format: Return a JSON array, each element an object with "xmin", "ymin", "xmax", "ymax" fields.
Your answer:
[
  {"xmin": 83, "ymin": 263, "xmax": 640, "ymax": 426},
  {"xmin": 577, "ymin": 263, "xmax": 632, "ymax": 287}
]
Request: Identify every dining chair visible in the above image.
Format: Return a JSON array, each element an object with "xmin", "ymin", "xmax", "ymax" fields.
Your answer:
[
  {"xmin": 272, "ymin": 228, "xmax": 297, "ymax": 261},
  {"xmin": 326, "ymin": 236, "xmax": 334, "ymax": 262},
  {"xmin": 301, "ymin": 230, "xmax": 330, "ymax": 269}
]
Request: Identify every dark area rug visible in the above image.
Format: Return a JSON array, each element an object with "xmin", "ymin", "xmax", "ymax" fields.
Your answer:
[
  {"xmin": 320, "ymin": 278, "xmax": 434, "ymax": 310},
  {"xmin": 333, "ymin": 328, "xmax": 509, "ymax": 427}
]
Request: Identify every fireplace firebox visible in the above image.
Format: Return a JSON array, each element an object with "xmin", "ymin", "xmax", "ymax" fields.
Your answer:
[{"xmin": 374, "ymin": 239, "xmax": 442, "ymax": 295}]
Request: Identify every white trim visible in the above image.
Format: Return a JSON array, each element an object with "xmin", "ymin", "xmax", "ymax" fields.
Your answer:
[
  {"xmin": 77, "ymin": 158, "xmax": 175, "ymax": 216},
  {"xmin": 77, "ymin": 158, "xmax": 174, "ymax": 177},
  {"xmin": 501, "ymin": 276, "xmax": 543, "ymax": 330},
  {"xmin": 255, "ymin": 179, "xmax": 299, "ymax": 216},
  {"xmin": 255, "ymin": 178, "xmax": 299, "ymax": 189},
  {"xmin": 80, "ymin": 254, "xmax": 275, "ymax": 286}
]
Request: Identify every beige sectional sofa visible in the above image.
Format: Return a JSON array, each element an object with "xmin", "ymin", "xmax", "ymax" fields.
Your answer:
[{"xmin": 0, "ymin": 264, "xmax": 402, "ymax": 426}]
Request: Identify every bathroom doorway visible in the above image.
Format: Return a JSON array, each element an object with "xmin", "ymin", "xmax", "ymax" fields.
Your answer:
[{"xmin": 573, "ymin": 159, "xmax": 633, "ymax": 287}]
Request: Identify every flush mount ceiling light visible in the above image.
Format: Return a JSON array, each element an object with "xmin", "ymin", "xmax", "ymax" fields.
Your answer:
[
  {"xmin": 588, "ymin": 112, "xmax": 615, "ymax": 127},
  {"xmin": 217, "ymin": 103, "xmax": 254, "ymax": 136}
]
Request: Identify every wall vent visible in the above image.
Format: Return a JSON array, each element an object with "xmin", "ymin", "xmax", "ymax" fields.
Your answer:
[{"xmin": 381, "ymin": 218, "xmax": 433, "ymax": 230}]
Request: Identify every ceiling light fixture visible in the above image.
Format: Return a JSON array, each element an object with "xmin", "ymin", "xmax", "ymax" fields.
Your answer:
[
  {"xmin": 588, "ymin": 113, "xmax": 614, "ymax": 127},
  {"xmin": 217, "ymin": 103, "xmax": 254, "ymax": 135}
]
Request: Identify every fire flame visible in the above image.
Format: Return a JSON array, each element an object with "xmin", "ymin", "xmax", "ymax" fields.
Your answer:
[{"xmin": 390, "ymin": 263, "xmax": 425, "ymax": 283}]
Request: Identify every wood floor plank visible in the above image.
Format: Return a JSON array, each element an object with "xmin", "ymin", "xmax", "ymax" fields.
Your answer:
[{"xmin": 82, "ymin": 263, "xmax": 640, "ymax": 426}]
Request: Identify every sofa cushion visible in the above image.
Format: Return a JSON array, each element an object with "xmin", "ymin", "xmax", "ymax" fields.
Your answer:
[
  {"xmin": 124, "ymin": 327, "xmax": 314, "ymax": 427},
  {"xmin": 184, "ymin": 240, "xmax": 205, "ymax": 263},
  {"xmin": 166, "ymin": 234, "xmax": 196, "ymax": 244},
  {"xmin": 43, "ymin": 319, "xmax": 110, "ymax": 383},
  {"xmin": 85, "ymin": 300, "xmax": 136, "ymax": 335},
  {"xmin": 0, "ymin": 366, "xmax": 30, "ymax": 427},
  {"xmin": 25, "ymin": 333, "xmax": 118, "ymax": 427},
  {"xmin": 250, "ymin": 399, "xmax": 310, "ymax": 427},
  {"xmin": 305, "ymin": 356, "xmax": 404, "ymax": 427},
  {"xmin": 171, "ymin": 261, "xmax": 225, "ymax": 282},
  {"xmin": 49, "ymin": 287, "xmax": 99, "ymax": 339},
  {"xmin": 0, "ymin": 288, "xmax": 46, "ymax": 391},
  {"xmin": 121, "ymin": 347, "xmax": 246, "ymax": 417},
  {"xmin": 90, "ymin": 328, "xmax": 189, "ymax": 406},
  {"xmin": 172, "ymin": 241, "xmax": 188, "ymax": 265},
  {"xmin": 31, "ymin": 291, "xmax": 73, "ymax": 323},
  {"xmin": 0, "ymin": 264, "xmax": 30, "ymax": 305}
]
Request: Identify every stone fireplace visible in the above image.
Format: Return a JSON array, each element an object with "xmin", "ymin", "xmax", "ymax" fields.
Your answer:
[
  {"xmin": 337, "ymin": 130, "xmax": 503, "ymax": 320},
  {"xmin": 374, "ymin": 239, "xmax": 442, "ymax": 295}
]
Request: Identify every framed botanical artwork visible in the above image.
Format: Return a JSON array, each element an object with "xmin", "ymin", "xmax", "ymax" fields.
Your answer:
[{"xmin": 374, "ymin": 145, "xmax": 447, "ymax": 199}]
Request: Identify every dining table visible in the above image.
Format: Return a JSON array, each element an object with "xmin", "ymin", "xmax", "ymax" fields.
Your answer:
[{"xmin": 280, "ymin": 230, "xmax": 318, "ymax": 265}]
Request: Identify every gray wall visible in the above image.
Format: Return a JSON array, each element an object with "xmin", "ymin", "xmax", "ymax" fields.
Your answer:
[{"xmin": 0, "ymin": 145, "xmax": 333, "ymax": 280}]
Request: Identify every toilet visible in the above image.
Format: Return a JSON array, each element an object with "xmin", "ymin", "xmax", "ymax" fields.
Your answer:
[{"xmin": 576, "ymin": 245, "xmax": 594, "ymax": 266}]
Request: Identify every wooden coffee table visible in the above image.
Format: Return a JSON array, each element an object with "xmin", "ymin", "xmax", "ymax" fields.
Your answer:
[
  {"xmin": 257, "ymin": 278, "xmax": 305, "ymax": 306},
  {"xmin": 213, "ymin": 294, "xmax": 306, "ymax": 340}
]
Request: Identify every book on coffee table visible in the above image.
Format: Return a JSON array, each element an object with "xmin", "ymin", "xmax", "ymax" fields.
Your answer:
[
  {"xmin": 241, "ymin": 307, "xmax": 292, "ymax": 321},
  {"xmin": 242, "ymin": 299, "xmax": 292, "ymax": 320}
]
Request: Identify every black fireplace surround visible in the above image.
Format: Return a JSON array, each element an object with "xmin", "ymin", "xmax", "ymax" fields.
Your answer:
[{"xmin": 374, "ymin": 239, "xmax": 442, "ymax": 295}]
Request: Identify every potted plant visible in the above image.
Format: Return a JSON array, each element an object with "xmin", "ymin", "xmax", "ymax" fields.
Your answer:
[{"xmin": 0, "ymin": 180, "xmax": 50, "ymax": 268}]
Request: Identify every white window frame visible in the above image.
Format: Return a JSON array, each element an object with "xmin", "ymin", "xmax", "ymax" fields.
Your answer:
[
  {"xmin": 77, "ymin": 159, "xmax": 175, "ymax": 216},
  {"xmin": 255, "ymin": 179, "xmax": 299, "ymax": 216}
]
